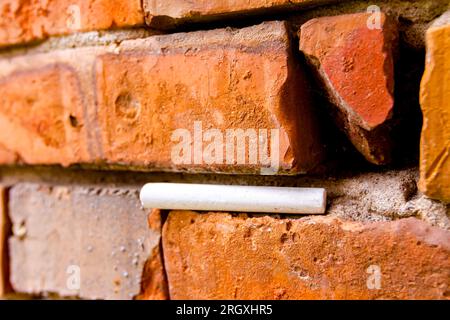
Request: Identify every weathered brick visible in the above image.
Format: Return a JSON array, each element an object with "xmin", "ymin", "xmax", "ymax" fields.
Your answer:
[
  {"xmin": 299, "ymin": 13, "xmax": 398, "ymax": 165},
  {"xmin": 0, "ymin": 22, "xmax": 325, "ymax": 174},
  {"xmin": 0, "ymin": 186, "xmax": 9, "ymax": 297},
  {"xmin": 0, "ymin": 0, "xmax": 144, "ymax": 47},
  {"xmin": 419, "ymin": 11, "xmax": 450, "ymax": 203},
  {"xmin": 163, "ymin": 211, "xmax": 450, "ymax": 299},
  {"xmin": 96, "ymin": 21, "xmax": 324, "ymax": 173},
  {"xmin": 0, "ymin": 45, "xmax": 127, "ymax": 166},
  {"xmin": 143, "ymin": 0, "xmax": 339, "ymax": 28},
  {"xmin": 0, "ymin": 64, "xmax": 90, "ymax": 166},
  {"xmin": 8, "ymin": 183, "xmax": 167, "ymax": 300}
]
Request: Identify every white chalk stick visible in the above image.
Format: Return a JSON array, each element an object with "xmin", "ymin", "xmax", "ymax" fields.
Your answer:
[{"xmin": 140, "ymin": 183, "xmax": 326, "ymax": 214}]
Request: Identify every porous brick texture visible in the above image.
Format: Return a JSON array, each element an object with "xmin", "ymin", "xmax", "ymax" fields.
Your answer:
[
  {"xmin": 0, "ymin": 64, "xmax": 90, "ymax": 166},
  {"xmin": 163, "ymin": 211, "xmax": 450, "ymax": 300},
  {"xmin": 97, "ymin": 22, "xmax": 323, "ymax": 173},
  {"xmin": 0, "ymin": 0, "xmax": 449, "ymax": 301},
  {"xmin": 0, "ymin": 22, "xmax": 324, "ymax": 174}
]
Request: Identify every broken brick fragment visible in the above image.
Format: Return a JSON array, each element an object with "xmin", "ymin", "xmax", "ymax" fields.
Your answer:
[{"xmin": 300, "ymin": 12, "xmax": 398, "ymax": 164}]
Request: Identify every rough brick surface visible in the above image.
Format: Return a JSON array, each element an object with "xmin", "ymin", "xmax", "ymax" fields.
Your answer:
[
  {"xmin": 143, "ymin": 0, "xmax": 338, "ymax": 28},
  {"xmin": 0, "ymin": 0, "xmax": 144, "ymax": 47},
  {"xmin": 0, "ymin": 22, "xmax": 324, "ymax": 174},
  {"xmin": 8, "ymin": 183, "xmax": 166, "ymax": 300},
  {"xmin": 300, "ymin": 12, "xmax": 398, "ymax": 165},
  {"xmin": 419, "ymin": 11, "xmax": 450, "ymax": 203},
  {"xmin": 163, "ymin": 211, "xmax": 450, "ymax": 300},
  {"xmin": 0, "ymin": 45, "xmax": 122, "ymax": 165},
  {"xmin": 0, "ymin": 64, "xmax": 90, "ymax": 166},
  {"xmin": 97, "ymin": 21, "xmax": 323, "ymax": 173}
]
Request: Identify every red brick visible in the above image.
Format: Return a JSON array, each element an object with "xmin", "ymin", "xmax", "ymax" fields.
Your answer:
[
  {"xmin": 163, "ymin": 211, "xmax": 450, "ymax": 299},
  {"xmin": 419, "ymin": 11, "xmax": 450, "ymax": 202},
  {"xmin": 8, "ymin": 183, "xmax": 167, "ymax": 300},
  {"xmin": 299, "ymin": 13, "xmax": 398, "ymax": 165},
  {"xmin": 0, "ymin": 0, "xmax": 144, "ymax": 47},
  {"xmin": 0, "ymin": 22, "xmax": 324, "ymax": 174},
  {"xmin": 96, "ymin": 21, "xmax": 324, "ymax": 173},
  {"xmin": 0, "ymin": 64, "xmax": 90, "ymax": 166},
  {"xmin": 143, "ymin": 0, "xmax": 340, "ymax": 28}
]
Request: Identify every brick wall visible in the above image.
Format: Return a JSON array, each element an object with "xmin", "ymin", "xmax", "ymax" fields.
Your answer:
[{"xmin": 0, "ymin": 0, "xmax": 449, "ymax": 300}]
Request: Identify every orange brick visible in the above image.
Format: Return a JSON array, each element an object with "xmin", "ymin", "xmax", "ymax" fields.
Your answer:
[
  {"xmin": 419, "ymin": 11, "xmax": 450, "ymax": 202},
  {"xmin": 143, "ymin": 0, "xmax": 339, "ymax": 28},
  {"xmin": 163, "ymin": 211, "xmax": 450, "ymax": 300},
  {"xmin": 0, "ymin": 22, "xmax": 324, "ymax": 174},
  {"xmin": 0, "ymin": 0, "xmax": 144, "ymax": 47},
  {"xmin": 96, "ymin": 21, "xmax": 324, "ymax": 173},
  {"xmin": 0, "ymin": 64, "xmax": 90, "ymax": 166}
]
